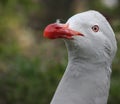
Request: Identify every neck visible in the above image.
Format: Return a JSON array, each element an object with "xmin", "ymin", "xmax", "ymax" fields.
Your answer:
[
  {"xmin": 51, "ymin": 59, "xmax": 111, "ymax": 104},
  {"xmin": 51, "ymin": 42, "xmax": 111, "ymax": 104}
]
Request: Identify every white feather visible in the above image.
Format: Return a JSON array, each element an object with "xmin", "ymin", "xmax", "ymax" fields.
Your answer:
[{"xmin": 51, "ymin": 10, "xmax": 117, "ymax": 104}]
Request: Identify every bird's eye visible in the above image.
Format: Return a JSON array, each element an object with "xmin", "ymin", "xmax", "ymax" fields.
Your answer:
[{"xmin": 92, "ymin": 25, "xmax": 99, "ymax": 32}]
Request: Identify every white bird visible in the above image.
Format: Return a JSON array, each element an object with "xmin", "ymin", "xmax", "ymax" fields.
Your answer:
[{"xmin": 43, "ymin": 10, "xmax": 117, "ymax": 104}]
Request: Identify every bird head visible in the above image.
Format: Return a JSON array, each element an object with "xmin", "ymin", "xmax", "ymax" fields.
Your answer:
[{"xmin": 44, "ymin": 10, "xmax": 117, "ymax": 64}]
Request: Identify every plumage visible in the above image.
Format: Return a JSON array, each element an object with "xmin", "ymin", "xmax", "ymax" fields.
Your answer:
[{"xmin": 43, "ymin": 10, "xmax": 117, "ymax": 104}]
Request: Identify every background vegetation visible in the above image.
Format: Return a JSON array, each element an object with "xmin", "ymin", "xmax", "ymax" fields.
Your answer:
[{"xmin": 0, "ymin": 0, "xmax": 120, "ymax": 104}]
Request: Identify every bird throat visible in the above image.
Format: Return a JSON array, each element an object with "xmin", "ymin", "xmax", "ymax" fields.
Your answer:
[
  {"xmin": 51, "ymin": 55, "xmax": 110, "ymax": 104},
  {"xmin": 51, "ymin": 42, "xmax": 110, "ymax": 104}
]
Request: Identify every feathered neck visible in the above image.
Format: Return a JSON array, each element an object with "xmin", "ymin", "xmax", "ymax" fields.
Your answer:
[{"xmin": 50, "ymin": 41, "xmax": 111, "ymax": 104}]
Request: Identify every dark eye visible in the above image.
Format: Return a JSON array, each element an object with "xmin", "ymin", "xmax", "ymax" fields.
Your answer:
[{"xmin": 92, "ymin": 25, "xmax": 99, "ymax": 32}]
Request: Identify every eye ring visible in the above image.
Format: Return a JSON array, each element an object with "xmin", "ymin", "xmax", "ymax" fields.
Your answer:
[{"xmin": 92, "ymin": 25, "xmax": 99, "ymax": 32}]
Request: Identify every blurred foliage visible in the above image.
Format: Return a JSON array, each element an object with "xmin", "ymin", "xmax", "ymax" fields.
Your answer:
[
  {"xmin": 0, "ymin": 0, "xmax": 120, "ymax": 104},
  {"xmin": 0, "ymin": 56, "xmax": 65, "ymax": 104}
]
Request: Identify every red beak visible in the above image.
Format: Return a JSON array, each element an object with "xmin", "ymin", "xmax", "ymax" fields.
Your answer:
[{"xmin": 43, "ymin": 23, "xmax": 84, "ymax": 39}]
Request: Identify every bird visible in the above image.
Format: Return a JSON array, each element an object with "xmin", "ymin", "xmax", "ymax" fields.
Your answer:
[{"xmin": 43, "ymin": 10, "xmax": 117, "ymax": 104}]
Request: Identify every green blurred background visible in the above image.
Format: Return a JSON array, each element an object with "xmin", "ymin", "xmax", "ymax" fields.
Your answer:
[{"xmin": 0, "ymin": 0, "xmax": 120, "ymax": 104}]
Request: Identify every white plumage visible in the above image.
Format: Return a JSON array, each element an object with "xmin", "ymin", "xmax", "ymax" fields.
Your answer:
[{"xmin": 44, "ymin": 10, "xmax": 117, "ymax": 104}]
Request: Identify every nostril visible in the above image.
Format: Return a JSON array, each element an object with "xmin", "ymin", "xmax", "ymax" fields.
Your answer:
[{"xmin": 55, "ymin": 26, "xmax": 62, "ymax": 29}]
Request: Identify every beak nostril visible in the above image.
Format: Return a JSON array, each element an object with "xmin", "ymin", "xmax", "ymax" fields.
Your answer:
[{"xmin": 55, "ymin": 26, "xmax": 62, "ymax": 29}]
